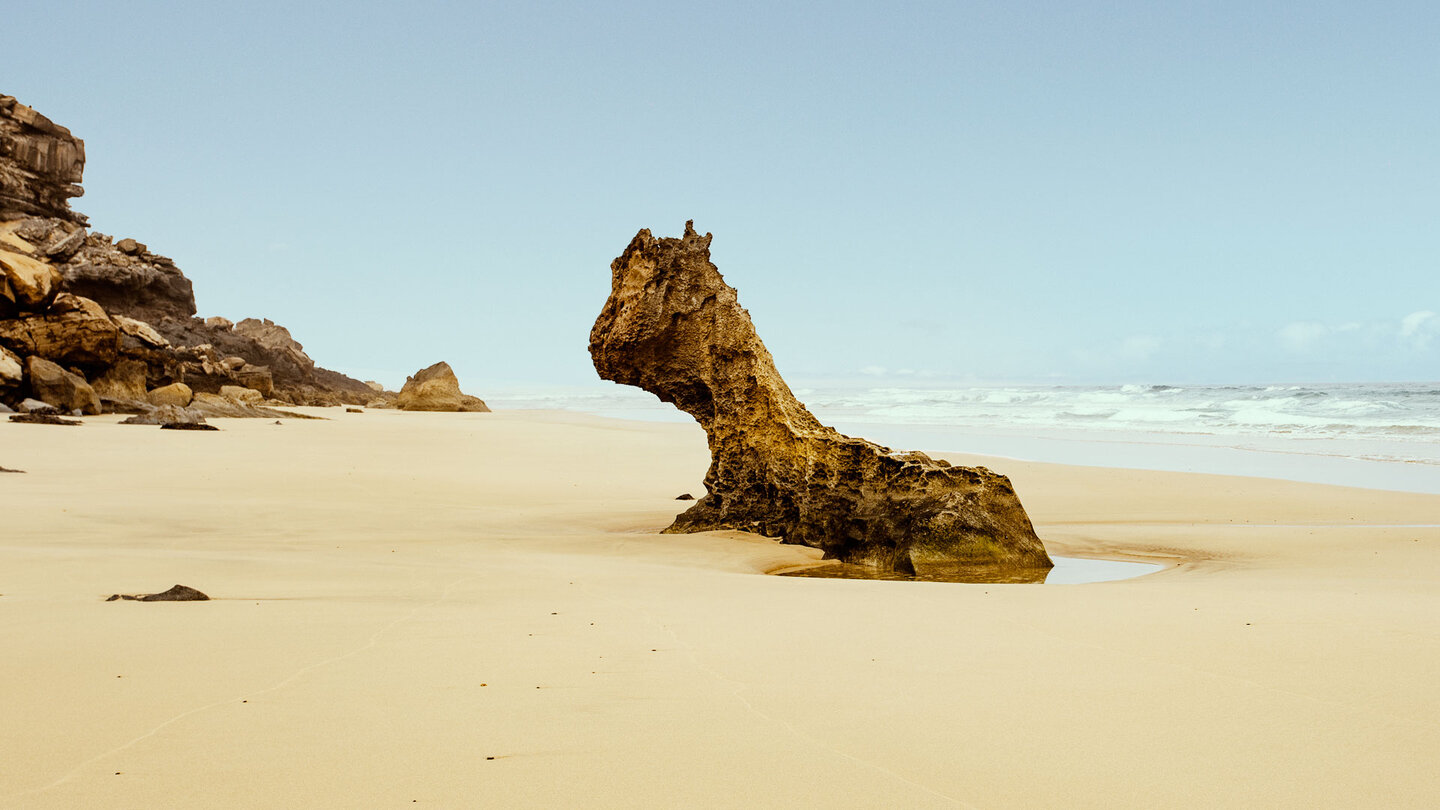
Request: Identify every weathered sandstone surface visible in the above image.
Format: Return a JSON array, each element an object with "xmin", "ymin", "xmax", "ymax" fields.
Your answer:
[
  {"xmin": 0, "ymin": 92, "xmax": 382, "ymax": 413},
  {"xmin": 590, "ymin": 222, "xmax": 1052, "ymax": 573},
  {"xmin": 0, "ymin": 94, "xmax": 86, "ymax": 223}
]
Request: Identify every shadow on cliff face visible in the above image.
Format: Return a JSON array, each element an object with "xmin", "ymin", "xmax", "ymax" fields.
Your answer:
[{"xmin": 590, "ymin": 221, "xmax": 1053, "ymax": 575}]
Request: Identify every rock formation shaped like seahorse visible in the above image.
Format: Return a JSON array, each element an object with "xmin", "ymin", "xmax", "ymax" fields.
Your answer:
[{"xmin": 590, "ymin": 221, "xmax": 1053, "ymax": 574}]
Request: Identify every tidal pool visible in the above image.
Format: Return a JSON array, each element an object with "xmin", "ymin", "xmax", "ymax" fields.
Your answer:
[{"xmin": 779, "ymin": 555, "xmax": 1164, "ymax": 585}]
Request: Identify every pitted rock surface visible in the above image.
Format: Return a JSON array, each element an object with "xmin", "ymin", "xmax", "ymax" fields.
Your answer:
[{"xmin": 590, "ymin": 222, "xmax": 1052, "ymax": 573}]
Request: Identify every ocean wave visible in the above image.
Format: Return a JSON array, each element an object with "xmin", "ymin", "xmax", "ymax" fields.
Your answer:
[{"xmin": 487, "ymin": 381, "xmax": 1440, "ymax": 465}]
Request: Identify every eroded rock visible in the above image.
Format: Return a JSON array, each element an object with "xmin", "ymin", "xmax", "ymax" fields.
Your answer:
[
  {"xmin": 61, "ymin": 232, "xmax": 195, "ymax": 326},
  {"xmin": 0, "ymin": 292, "xmax": 120, "ymax": 368},
  {"xmin": 0, "ymin": 93, "xmax": 377, "ymax": 410},
  {"xmin": 106, "ymin": 584, "xmax": 210, "ymax": 602},
  {"xmin": 590, "ymin": 222, "xmax": 1052, "ymax": 574},
  {"xmin": 90, "ymin": 357, "xmax": 148, "ymax": 402},
  {"xmin": 120, "ymin": 404, "xmax": 204, "ymax": 426},
  {"xmin": 0, "ymin": 246, "xmax": 62, "ymax": 309},
  {"xmin": 146, "ymin": 382, "xmax": 193, "ymax": 407},
  {"xmin": 25, "ymin": 355, "xmax": 99, "ymax": 414},
  {"xmin": 219, "ymin": 384, "xmax": 262, "ymax": 405},
  {"xmin": 0, "ymin": 345, "xmax": 21, "ymax": 390},
  {"xmin": 0, "ymin": 95, "xmax": 87, "ymax": 223},
  {"xmin": 396, "ymin": 361, "xmax": 490, "ymax": 412},
  {"xmin": 10, "ymin": 412, "xmax": 80, "ymax": 425}
]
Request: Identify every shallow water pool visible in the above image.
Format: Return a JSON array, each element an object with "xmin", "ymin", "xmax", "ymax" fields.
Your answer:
[{"xmin": 779, "ymin": 555, "xmax": 1164, "ymax": 585}]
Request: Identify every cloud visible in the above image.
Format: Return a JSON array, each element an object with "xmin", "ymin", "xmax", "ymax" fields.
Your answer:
[
  {"xmin": 1276, "ymin": 311, "xmax": 1438, "ymax": 356},
  {"xmin": 1278, "ymin": 321, "xmax": 1329, "ymax": 352},
  {"xmin": 1400, "ymin": 310, "xmax": 1438, "ymax": 350},
  {"xmin": 1400, "ymin": 310, "xmax": 1435, "ymax": 335},
  {"xmin": 858, "ymin": 365, "xmax": 887, "ymax": 376}
]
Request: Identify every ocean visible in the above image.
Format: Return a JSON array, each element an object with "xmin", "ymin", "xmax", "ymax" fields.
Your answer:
[{"xmin": 485, "ymin": 382, "xmax": 1440, "ymax": 494}]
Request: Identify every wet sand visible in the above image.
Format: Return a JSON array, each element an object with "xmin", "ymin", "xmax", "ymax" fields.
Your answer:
[{"xmin": 3, "ymin": 409, "xmax": 1439, "ymax": 808}]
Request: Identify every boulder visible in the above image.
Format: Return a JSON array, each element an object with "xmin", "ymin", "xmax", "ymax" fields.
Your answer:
[
  {"xmin": 590, "ymin": 222, "xmax": 1053, "ymax": 574},
  {"xmin": 146, "ymin": 382, "xmax": 192, "ymax": 407},
  {"xmin": 183, "ymin": 392, "xmax": 311, "ymax": 420},
  {"xmin": 0, "ymin": 345, "xmax": 21, "ymax": 390},
  {"xmin": 43, "ymin": 224, "xmax": 86, "ymax": 261},
  {"xmin": 112, "ymin": 315, "xmax": 169, "ymax": 348},
  {"xmin": 120, "ymin": 404, "xmax": 204, "ymax": 425},
  {"xmin": 232, "ymin": 364, "xmax": 274, "ymax": 397},
  {"xmin": 0, "ymin": 293, "xmax": 120, "ymax": 367},
  {"xmin": 17, "ymin": 397, "xmax": 57, "ymax": 414},
  {"xmin": 205, "ymin": 316, "xmax": 234, "ymax": 331},
  {"xmin": 364, "ymin": 380, "xmax": 385, "ymax": 392},
  {"xmin": 24, "ymin": 355, "xmax": 100, "ymax": 415},
  {"xmin": 219, "ymin": 384, "xmax": 262, "ymax": 405},
  {"xmin": 0, "ymin": 247, "xmax": 62, "ymax": 310},
  {"xmin": 395, "ymin": 361, "xmax": 490, "ymax": 412},
  {"xmin": 90, "ymin": 357, "xmax": 149, "ymax": 402}
]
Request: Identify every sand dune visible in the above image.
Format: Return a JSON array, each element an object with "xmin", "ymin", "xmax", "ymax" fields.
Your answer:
[{"xmin": 3, "ymin": 410, "xmax": 1438, "ymax": 807}]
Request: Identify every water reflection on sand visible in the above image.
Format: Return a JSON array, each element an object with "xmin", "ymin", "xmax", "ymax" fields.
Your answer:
[{"xmin": 779, "ymin": 555, "xmax": 1164, "ymax": 585}]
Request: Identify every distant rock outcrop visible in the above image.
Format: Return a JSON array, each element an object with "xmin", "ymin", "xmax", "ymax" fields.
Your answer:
[
  {"xmin": 395, "ymin": 361, "xmax": 490, "ymax": 412},
  {"xmin": 590, "ymin": 222, "xmax": 1052, "ymax": 574},
  {"xmin": 0, "ymin": 92, "xmax": 374, "ymax": 413}
]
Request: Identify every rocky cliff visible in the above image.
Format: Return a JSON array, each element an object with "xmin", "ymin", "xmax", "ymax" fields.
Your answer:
[
  {"xmin": 590, "ymin": 222, "xmax": 1053, "ymax": 574},
  {"xmin": 0, "ymin": 95, "xmax": 86, "ymax": 224},
  {"xmin": 0, "ymin": 92, "xmax": 375, "ymax": 413}
]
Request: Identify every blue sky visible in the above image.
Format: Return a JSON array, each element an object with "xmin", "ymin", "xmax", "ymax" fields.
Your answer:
[{"xmin": 6, "ymin": 1, "xmax": 1437, "ymax": 388}]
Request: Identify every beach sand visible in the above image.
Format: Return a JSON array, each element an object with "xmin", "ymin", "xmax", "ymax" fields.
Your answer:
[{"xmin": 3, "ymin": 409, "xmax": 1438, "ymax": 808}]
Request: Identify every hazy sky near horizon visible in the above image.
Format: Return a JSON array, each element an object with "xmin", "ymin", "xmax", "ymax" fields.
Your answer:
[{"xmin": 6, "ymin": 1, "xmax": 1438, "ymax": 388}]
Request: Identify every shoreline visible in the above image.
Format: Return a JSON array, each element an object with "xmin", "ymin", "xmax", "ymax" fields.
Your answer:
[{"xmin": 5, "ymin": 408, "xmax": 1440, "ymax": 807}]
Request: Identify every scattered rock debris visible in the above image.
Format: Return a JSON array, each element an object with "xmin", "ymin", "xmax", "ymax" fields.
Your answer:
[{"xmin": 9, "ymin": 412, "xmax": 80, "ymax": 426}]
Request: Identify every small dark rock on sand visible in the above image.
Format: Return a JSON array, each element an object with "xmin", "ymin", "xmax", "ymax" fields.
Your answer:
[
  {"xmin": 9, "ymin": 413, "xmax": 81, "ymax": 426},
  {"xmin": 675, "ymin": 493, "xmax": 695, "ymax": 500},
  {"xmin": 106, "ymin": 584, "xmax": 210, "ymax": 602},
  {"xmin": 1, "ymin": 466, "xmax": 25, "ymax": 473},
  {"xmin": 346, "ymin": 407, "xmax": 363, "ymax": 413},
  {"xmin": 160, "ymin": 422, "xmax": 219, "ymax": 431}
]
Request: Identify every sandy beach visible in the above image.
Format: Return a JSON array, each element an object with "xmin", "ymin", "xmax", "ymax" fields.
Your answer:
[{"xmin": 3, "ymin": 409, "xmax": 1439, "ymax": 808}]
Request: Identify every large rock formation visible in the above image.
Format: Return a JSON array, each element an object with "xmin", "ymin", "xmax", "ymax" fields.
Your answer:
[
  {"xmin": 590, "ymin": 222, "xmax": 1052, "ymax": 574},
  {"xmin": 0, "ymin": 92, "xmax": 377, "ymax": 412},
  {"xmin": 394, "ymin": 361, "xmax": 490, "ymax": 412},
  {"xmin": 0, "ymin": 95, "xmax": 86, "ymax": 224}
]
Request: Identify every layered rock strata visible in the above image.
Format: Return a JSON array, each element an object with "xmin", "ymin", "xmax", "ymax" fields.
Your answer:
[
  {"xmin": 0, "ymin": 92, "xmax": 378, "ymax": 413},
  {"xmin": 590, "ymin": 222, "xmax": 1052, "ymax": 574},
  {"xmin": 0, "ymin": 95, "xmax": 86, "ymax": 223}
]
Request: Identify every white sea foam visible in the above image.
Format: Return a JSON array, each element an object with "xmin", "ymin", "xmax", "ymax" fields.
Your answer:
[{"xmin": 485, "ymin": 382, "xmax": 1440, "ymax": 493}]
